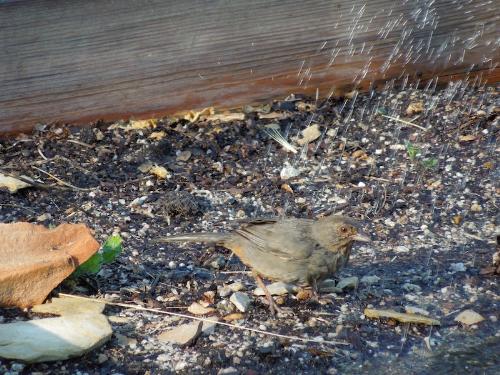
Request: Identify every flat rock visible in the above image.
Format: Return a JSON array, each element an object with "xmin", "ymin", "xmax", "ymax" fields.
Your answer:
[
  {"xmin": 336, "ymin": 276, "xmax": 359, "ymax": 291},
  {"xmin": 254, "ymin": 281, "xmax": 296, "ymax": 296},
  {"xmin": 32, "ymin": 295, "xmax": 105, "ymax": 315},
  {"xmin": 455, "ymin": 309, "xmax": 485, "ymax": 325},
  {"xmin": 0, "ymin": 313, "xmax": 112, "ymax": 363},
  {"xmin": 0, "ymin": 223, "xmax": 100, "ymax": 308},
  {"xmin": 157, "ymin": 321, "xmax": 203, "ymax": 346},
  {"xmin": 230, "ymin": 292, "xmax": 251, "ymax": 312},
  {"xmin": 360, "ymin": 275, "xmax": 380, "ymax": 285}
]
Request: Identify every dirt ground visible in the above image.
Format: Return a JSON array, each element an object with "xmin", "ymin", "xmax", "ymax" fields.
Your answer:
[{"xmin": 0, "ymin": 82, "xmax": 498, "ymax": 374}]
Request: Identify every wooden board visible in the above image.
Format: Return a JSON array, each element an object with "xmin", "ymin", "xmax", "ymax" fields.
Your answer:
[{"xmin": 1, "ymin": 0, "xmax": 499, "ymax": 134}]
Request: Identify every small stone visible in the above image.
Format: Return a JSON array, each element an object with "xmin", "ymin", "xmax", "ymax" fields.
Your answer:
[
  {"xmin": 157, "ymin": 321, "xmax": 203, "ymax": 346},
  {"xmin": 149, "ymin": 165, "xmax": 170, "ymax": 179},
  {"xmin": 254, "ymin": 281, "xmax": 296, "ymax": 296},
  {"xmin": 218, "ymin": 367, "xmax": 239, "ymax": 375},
  {"xmin": 205, "ymin": 255, "xmax": 226, "ymax": 270},
  {"xmin": 280, "ymin": 163, "xmax": 300, "ymax": 180},
  {"xmin": 450, "ymin": 262, "xmax": 466, "ymax": 273},
  {"xmin": 405, "ymin": 306, "xmax": 430, "ymax": 316},
  {"xmin": 319, "ymin": 279, "xmax": 341, "ymax": 293},
  {"xmin": 115, "ymin": 333, "xmax": 137, "ymax": 348},
  {"xmin": 157, "ymin": 353, "xmax": 169, "ymax": 362},
  {"xmin": 97, "ymin": 354, "xmax": 108, "ymax": 364},
  {"xmin": 455, "ymin": 309, "xmax": 485, "ymax": 325},
  {"xmin": 230, "ymin": 292, "xmax": 251, "ymax": 312},
  {"xmin": 201, "ymin": 317, "xmax": 219, "ymax": 335},
  {"xmin": 228, "ymin": 281, "xmax": 246, "ymax": 292},
  {"xmin": 177, "ymin": 150, "xmax": 192, "ymax": 162},
  {"xmin": 470, "ymin": 203, "xmax": 482, "ymax": 212},
  {"xmin": 406, "ymin": 101, "xmax": 424, "ymax": 116},
  {"xmin": 218, "ymin": 286, "xmax": 232, "ymax": 298},
  {"xmin": 402, "ymin": 283, "xmax": 422, "ymax": 292},
  {"xmin": 360, "ymin": 275, "xmax": 380, "ymax": 285},
  {"xmin": 31, "ymin": 295, "xmax": 105, "ymax": 316},
  {"xmin": 336, "ymin": 276, "xmax": 359, "ymax": 291}
]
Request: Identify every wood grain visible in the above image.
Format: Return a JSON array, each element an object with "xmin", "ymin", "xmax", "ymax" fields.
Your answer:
[{"xmin": 1, "ymin": 0, "xmax": 498, "ymax": 134}]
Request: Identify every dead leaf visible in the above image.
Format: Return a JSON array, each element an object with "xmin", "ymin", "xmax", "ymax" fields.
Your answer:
[
  {"xmin": 205, "ymin": 113, "xmax": 245, "ymax": 122},
  {"xmin": 454, "ymin": 309, "xmax": 485, "ymax": 325},
  {"xmin": 483, "ymin": 161, "xmax": 494, "ymax": 169},
  {"xmin": 296, "ymin": 101, "xmax": 317, "ymax": 112},
  {"xmin": 296, "ymin": 289, "xmax": 313, "ymax": 301},
  {"xmin": 297, "ymin": 124, "xmax": 321, "ymax": 146},
  {"xmin": 351, "ymin": 150, "xmax": 368, "ymax": 160},
  {"xmin": 0, "ymin": 173, "xmax": 33, "ymax": 193},
  {"xmin": 406, "ymin": 101, "xmax": 424, "ymax": 116},
  {"xmin": 452, "ymin": 215, "xmax": 463, "ymax": 225},
  {"xmin": 149, "ymin": 165, "xmax": 170, "ymax": 179},
  {"xmin": 184, "ymin": 107, "xmax": 214, "ymax": 123},
  {"xmin": 0, "ymin": 223, "xmax": 99, "ymax": 308},
  {"xmin": 149, "ymin": 131, "xmax": 166, "ymax": 140},
  {"xmin": 223, "ymin": 313, "xmax": 245, "ymax": 322},
  {"xmin": 187, "ymin": 302, "xmax": 215, "ymax": 316},
  {"xmin": 459, "ymin": 134, "xmax": 477, "ymax": 142},
  {"xmin": 364, "ymin": 308, "xmax": 440, "ymax": 325},
  {"xmin": 258, "ymin": 112, "xmax": 287, "ymax": 120},
  {"xmin": 281, "ymin": 183, "xmax": 293, "ymax": 194}
]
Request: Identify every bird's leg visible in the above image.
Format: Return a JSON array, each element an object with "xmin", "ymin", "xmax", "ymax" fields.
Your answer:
[
  {"xmin": 311, "ymin": 278, "xmax": 320, "ymax": 302},
  {"xmin": 253, "ymin": 272, "xmax": 281, "ymax": 315}
]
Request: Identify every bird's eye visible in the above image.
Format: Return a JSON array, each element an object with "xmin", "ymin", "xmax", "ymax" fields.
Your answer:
[{"xmin": 340, "ymin": 226, "xmax": 348, "ymax": 233}]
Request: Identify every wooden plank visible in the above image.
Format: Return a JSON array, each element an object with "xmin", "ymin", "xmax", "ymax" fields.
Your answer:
[{"xmin": 1, "ymin": 0, "xmax": 498, "ymax": 134}]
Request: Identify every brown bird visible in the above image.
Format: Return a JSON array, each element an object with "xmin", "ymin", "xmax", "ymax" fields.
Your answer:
[{"xmin": 157, "ymin": 215, "xmax": 371, "ymax": 314}]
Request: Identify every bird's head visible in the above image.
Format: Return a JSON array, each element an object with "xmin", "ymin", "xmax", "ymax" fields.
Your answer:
[{"xmin": 316, "ymin": 215, "xmax": 372, "ymax": 247}]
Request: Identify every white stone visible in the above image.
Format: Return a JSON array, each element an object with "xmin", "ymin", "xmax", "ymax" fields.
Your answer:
[
  {"xmin": 0, "ymin": 313, "xmax": 112, "ymax": 363},
  {"xmin": 254, "ymin": 282, "xmax": 297, "ymax": 296},
  {"xmin": 230, "ymin": 292, "xmax": 251, "ymax": 312},
  {"xmin": 360, "ymin": 275, "xmax": 380, "ymax": 285}
]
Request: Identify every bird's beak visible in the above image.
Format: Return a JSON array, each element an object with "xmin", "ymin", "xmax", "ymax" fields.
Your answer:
[{"xmin": 352, "ymin": 231, "xmax": 372, "ymax": 242}]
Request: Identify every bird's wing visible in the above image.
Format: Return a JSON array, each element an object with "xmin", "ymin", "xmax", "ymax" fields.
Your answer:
[{"xmin": 234, "ymin": 218, "xmax": 316, "ymax": 260}]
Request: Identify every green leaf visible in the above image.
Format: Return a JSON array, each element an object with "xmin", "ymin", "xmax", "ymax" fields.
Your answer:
[
  {"xmin": 101, "ymin": 234, "xmax": 123, "ymax": 264},
  {"xmin": 405, "ymin": 142, "xmax": 420, "ymax": 160},
  {"xmin": 73, "ymin": 253, "xmax": 103, "ymax": 277},
  {"xmin": 422, "ymin": 158, "xmax": 438, "ymax": 169}
]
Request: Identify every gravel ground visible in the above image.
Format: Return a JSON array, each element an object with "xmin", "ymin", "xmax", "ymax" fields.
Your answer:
[{"xmin": 0, "ymin": 81, "xmax": 498, "ymax": 374}]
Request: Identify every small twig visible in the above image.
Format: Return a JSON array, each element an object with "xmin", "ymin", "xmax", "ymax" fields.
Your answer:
[
  {"xmin": 381, "ymin": 114, "xmax": 426, "ymax": 131},
  {"xmin": 58, "ymin": 293, "xmax": 348, "ymax": 346},
  {"xmin": 31, "ymin": 166, "xmax": 94, "ymax": 191},
  {"xmin": 37, "ymin": 147, "xmax": 48, "ymax": 160},
  {"xmin": 67, "ymin": 139, "xmax": 93, "ymax": 148}
]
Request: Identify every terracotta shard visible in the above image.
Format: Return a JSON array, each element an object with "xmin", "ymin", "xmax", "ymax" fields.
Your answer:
[{"xmin": 0, "ymin": 222, "xmax": 99, "ymax": 308}]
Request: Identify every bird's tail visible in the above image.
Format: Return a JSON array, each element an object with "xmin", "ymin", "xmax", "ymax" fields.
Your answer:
[{"xmin": 155, "ymin": 232, "xmax": 228, "ymax": 244}]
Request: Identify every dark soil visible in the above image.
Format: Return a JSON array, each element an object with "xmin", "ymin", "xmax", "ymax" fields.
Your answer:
[{"xmin": 0, "ymin": 82, "xmax": 498, "ymax": 375}]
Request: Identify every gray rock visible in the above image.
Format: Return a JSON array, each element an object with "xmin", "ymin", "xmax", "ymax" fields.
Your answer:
[
  {"xmin": 402, "ymin": 283, "xmax": 422, "ymax": 292},
  {"xmin": 319, "ymin": 279, "xmax": 341, "ymax": 293},
  {"xmin": 230, "ymin": 292, "xmax": 251, "ymax": 312},
  {"xmin": 157, "ymin": 321, "xmax": 202, "ymax": 346},
  {"xmin": 228, "ymin": 281, "xmax": 246, "ymax": 292},
  {"xmin": 360, "ymin": 275, "xmax": 380, "ymax": 285},
  {"xmin": 0, "ymin": 313, "xmax": 112, "ymax": 363},
  {"xmin": 31, "ymin": 295, "xmax": 105, "ymax": 316},
  {"xmin": 254, "ymin": 281, "xmax": 296, "ymax": 296},
  {"xmin": 218, "ymin": 367, "xmax": 239, "ymax": 375},
  {"xmin": 280, "ymin": 163, "xmax": 300, "ymax": 180},
  {"xmin": 336, "ymin": 276, "xmax": 359, "ymax": 291},
  {"xmin": 450, "ymin": 262, "xmax": 466, "ymax": 273}
]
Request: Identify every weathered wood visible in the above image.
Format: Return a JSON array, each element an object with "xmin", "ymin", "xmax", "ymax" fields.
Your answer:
[{"xmin": 1, "ymin": 0, "xmax": 498, "ymax": 134}]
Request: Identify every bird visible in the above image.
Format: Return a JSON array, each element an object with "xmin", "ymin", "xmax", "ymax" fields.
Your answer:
[{"xmin": 157, "ymin": 215, "xmax": 371, "ymax": 314}]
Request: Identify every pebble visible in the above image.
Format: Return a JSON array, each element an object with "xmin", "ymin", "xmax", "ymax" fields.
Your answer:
[
  {"xmin": 230, "ymin": 292, "xmax": 251, "ymax": 312},
  {"xmin": 336, "ymin": 276, "xmax": 359, "ymax": 290},
  {"xmin": 450, "ymin": 262, "xmax": 466, "ymax": 273},
  {"xmin": 360, "ymin": 275, "xmax": 380, "ymax": 285},
  {"xmin": 280, "ymin": 163, "xmax": 300, "ymax": 180},
  {"xmin": 228, "ymin": 281, "xmax": 246, "ymax": 292},
  {"xmin": 218, "ymin": 367, "xmax": 239, "ymax": 375},
  {"xmin": 402, "ymin": 283, "xmax": 422, "ymax": 292},
  {"xmin": 254, "ymin": 281, "xmax": 296, "ymax": 296}
]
